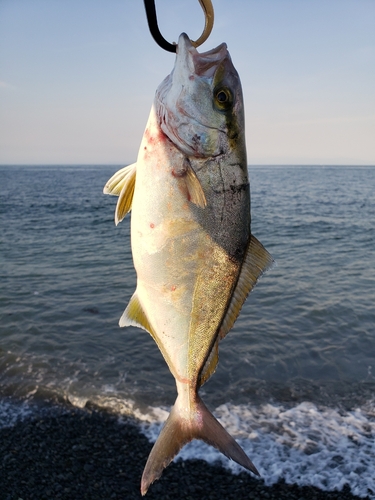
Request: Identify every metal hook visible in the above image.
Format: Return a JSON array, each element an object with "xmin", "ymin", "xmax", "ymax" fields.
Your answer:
[{"xmin": 143, "ymin": 0, "xmax": 214, "ymax": 53}]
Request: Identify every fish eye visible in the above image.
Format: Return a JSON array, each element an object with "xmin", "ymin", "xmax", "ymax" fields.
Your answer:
[
  {"xmin": 214, "ymin": 87, "xmax": 233, "ymax": 110},
  {"xmin": 217, "ymin": 90, "xmax": 228, "ymax": 102}
]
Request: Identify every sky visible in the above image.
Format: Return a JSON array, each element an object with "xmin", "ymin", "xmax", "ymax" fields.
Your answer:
[{"xmin": 0, "ymin": 0, "xmax": 374, "ymax": 165}]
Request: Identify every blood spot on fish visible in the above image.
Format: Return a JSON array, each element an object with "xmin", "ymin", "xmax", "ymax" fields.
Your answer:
[
  {"xmin": 144, "ymin": 128, "xmax": 157, "ymax": 146},
  {"xmin": 146, "ymin": 126, "xmax": 168, "ymax": 146},
  {"xmin": 171, "ymin": 285, "xmax": 177, "ymax": 291},
  {"xmin": 150, "ymin": 223, "xmax": 155, "ymax": 229}
]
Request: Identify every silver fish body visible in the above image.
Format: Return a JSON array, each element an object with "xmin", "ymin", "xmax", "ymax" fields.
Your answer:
[{"xmin": 104, "ymin": 33, "xmax": 272, "ymax": 495}]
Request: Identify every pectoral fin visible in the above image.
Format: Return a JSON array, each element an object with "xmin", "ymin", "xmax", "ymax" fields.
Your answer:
[
  {"xmin": 103, "ymin": 163, "xmax": 137, "ymax": 224},
  {"xmin": 184, "ymin": 162, "xmax": 207, "ymax": 208},
  {"xmin": 219, "ymin": 235, "xmax": 273, "ymax": 340}
]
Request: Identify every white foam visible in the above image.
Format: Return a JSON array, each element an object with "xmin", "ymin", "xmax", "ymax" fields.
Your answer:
[
  {"xmin": 67, "ymin": 394, "xmax": 89, "ymax": 409},
  {"xmin": 67, "ymin": 391, "xmax": 170, "ymax": 425},
  {"xmin": 140, "ymin": 400, "xmax": 375, "ymax": 499}
]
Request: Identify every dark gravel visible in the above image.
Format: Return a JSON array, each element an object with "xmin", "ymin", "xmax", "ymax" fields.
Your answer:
[{"xmin": 0, "ymin": 404, "xmax": 370, "ymax": 500}]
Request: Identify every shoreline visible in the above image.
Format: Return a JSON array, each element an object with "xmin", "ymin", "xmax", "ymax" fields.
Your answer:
[{"xmin": 0, "ymin": 402, "xmax": 370, "ymax": 500}]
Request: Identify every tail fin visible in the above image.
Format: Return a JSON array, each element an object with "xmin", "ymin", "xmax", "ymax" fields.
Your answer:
[{"xmin": 140, "ymin": 395, "xmax": 258, "ymax": 495}]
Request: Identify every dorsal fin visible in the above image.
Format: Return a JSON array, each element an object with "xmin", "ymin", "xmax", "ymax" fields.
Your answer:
[
  {"xmin": 103, "ymin": 163, "xmax": 137, "ymax": 225},
  {"xmin": 219, "ymin": 235, "xmax": 273, "ymax": 340},
  {"xmin": 199, "ymin": 236, "xmax": 273, "ymax": 386},
  {"xmin": 198, "ymin": 339, "xmax": 219, "ymax": 387}
]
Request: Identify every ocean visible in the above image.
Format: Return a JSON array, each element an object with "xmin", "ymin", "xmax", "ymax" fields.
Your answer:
[{"xmin": 1, "ymin": 164, "xmax": 374, "ymax": 497}]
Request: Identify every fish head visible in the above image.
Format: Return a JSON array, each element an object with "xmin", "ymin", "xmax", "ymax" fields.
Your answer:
[{"xmin": 155, "ymin": 33, "xmax": 245, "ymax": 158}]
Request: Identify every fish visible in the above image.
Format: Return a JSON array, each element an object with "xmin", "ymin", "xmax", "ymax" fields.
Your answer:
[{"xmin": 103, "ymin": 33, "xmax": 273, "ymax": 495}]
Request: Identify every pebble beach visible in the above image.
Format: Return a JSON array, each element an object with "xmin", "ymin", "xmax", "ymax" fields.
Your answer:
[{"xmin": 0, "ymin": 402, "xmax": 369, "ymax": 500}]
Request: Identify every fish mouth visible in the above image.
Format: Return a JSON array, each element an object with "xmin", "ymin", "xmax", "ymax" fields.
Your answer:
[{"xmin": 176, "ymin": 32, "xmax": 228, "ymax": 79}]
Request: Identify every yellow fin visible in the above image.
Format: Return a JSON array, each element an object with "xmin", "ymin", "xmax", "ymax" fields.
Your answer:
[
  {"xmin": 119, "ymin": 292, "xmax": 153, "ymax": 334},
  {"xmin": 198, "ymin": 339, "xmax": 219, "ymax": 387},
  {"xmin": 103, "ymin": 163, "xmax": 137, "ymax": 225},
  {"xmin": 184, "ymin": 161, "xmax": 207, "ymax": 208},
  {"xmin": 103, "ymin": 163, "xmax": 136, "ymax": 196},
  {"xmin": 120, "ymin": 292, "xmax": 177, "ymax": 379},
  {"xmin": 219, "ymin": 235, "xmax": 273, "ymax": 340}
]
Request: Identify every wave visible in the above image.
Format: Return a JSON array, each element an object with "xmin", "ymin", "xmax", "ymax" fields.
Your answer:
[{"xmin": 138, "ymin": 399, "xmax": 375, "ymax": 499}]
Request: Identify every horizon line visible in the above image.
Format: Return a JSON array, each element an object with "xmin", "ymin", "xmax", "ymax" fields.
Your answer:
[{"xmin": 1, "ymin": 163, "xmax": 375, "ymax": 168}]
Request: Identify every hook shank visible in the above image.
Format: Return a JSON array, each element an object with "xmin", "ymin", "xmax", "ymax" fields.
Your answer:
[{"xmin": 143, "ymin": 0, "xmax": 214, "ymax": 53}]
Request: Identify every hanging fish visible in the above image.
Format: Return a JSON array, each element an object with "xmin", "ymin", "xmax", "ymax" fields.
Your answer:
[{"xmin": 104, "ymin": 33, "xmax": 273, "ymax": 495}]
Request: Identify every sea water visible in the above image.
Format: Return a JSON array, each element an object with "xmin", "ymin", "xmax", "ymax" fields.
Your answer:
[{"xmin": 1, "ymin": 165, "xmax": 374, "ymax": 497}]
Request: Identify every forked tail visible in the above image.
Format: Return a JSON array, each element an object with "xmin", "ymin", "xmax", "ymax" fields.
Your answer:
[{"xmin": 141, "ymin": 394, "xmax": 259, "ymax": 495}]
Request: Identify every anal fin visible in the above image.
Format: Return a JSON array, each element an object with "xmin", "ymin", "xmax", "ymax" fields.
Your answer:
[
  {"xmin": 119, "ymin": 292, "xmax": 153, "ymax": 334},
  {"xmin": 120, "ymin": 292, "xmax": 177, "ymax": 381}
]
